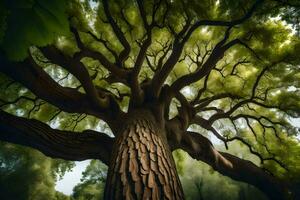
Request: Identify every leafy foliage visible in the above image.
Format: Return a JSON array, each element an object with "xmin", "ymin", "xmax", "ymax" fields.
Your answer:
[
  {"xmin": 0, "ymin": 0, "xmax": 69, "ymax": 60},
  {"xmin": 72, "ymin": 160, "xmax": 107, "ymax": 200},
  {"xmin": 0, "ymin": 142, "xmax": 74, "ymax": 200}
]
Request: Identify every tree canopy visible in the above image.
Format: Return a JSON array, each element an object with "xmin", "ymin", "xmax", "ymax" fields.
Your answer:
[{"xmin": 0, "ymin": 0, "xmax": 300, "ymax": 199}]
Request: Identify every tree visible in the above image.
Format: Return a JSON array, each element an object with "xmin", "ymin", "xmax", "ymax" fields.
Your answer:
[
  {"xmin": 0, "ymin": 142, "xmax": 74, "ymax": 200},
  {"xmin": 72, "ymin": 160, "xmax": 107, "ymax": 200},
  {"xmin": 0, "ymin": 0, "xmax": 300, "ymax": 199}
]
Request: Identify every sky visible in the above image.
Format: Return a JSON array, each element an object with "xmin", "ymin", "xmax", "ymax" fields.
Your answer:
[{"xmin": 55, "ymin": 160, "xmax": 91, "ymax": 195}]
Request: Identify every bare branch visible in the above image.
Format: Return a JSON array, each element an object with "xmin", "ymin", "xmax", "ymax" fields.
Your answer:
[
  {"xmin": 182, "ymin": 0, "xmax": 264, "ymax": 43},
  {"xmin": 70, "ymin": 27, "xmax": 129, "ymax": 80},
  {"xmin": 170, "ymin": 37, "xmax": 250, "ymax": 92},
  {"xmin": 103, "ymin": 0, "xmax": 131, "ymax": 64},
  {"xmin": 194, "ymin": 93, "xmax": 240, "ymax": 107},
  {"xmin": 86, "ymin": 31, "xmax": 119, "ymax": 61},
  {"xmin": 190, "ymin": 108, "xmax": 289, "ymax": 172},
  {"xmin": 230, "ymin": 58, "xmax": 250, "ymax": 75},
  {"xmin": 226, "ymin": 136, "xmax": 288, "ymax": 171},
  {"xmin": 146, "ymin": 39, "xmax": 172, "ymax": 72}
]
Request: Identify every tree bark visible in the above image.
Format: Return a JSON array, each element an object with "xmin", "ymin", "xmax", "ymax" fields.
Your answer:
[
  {"xmin": 0, "ymin": 110, "xmax": 113, "ymax": 164},
  {"xmin": 104, "ymin": 110, "xmax": 184, "ymax": 200}
]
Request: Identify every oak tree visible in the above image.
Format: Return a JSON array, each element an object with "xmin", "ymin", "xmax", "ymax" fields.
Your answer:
[{"xmin": 1, "ymin": 0, "xmax": 300, "ymax": 199}]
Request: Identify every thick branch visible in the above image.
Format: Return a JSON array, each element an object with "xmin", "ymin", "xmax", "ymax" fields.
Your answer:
[
  {"xmin": 217, "ymin": 151, "xmax": 287, "ymax": 200},
  {"xmin": 0, "ymin": 110, "xmax": 113, "ymax": 165},
  {"xmin": 86, "ymin": 30, "xmax": 119, "ymax": 61},
  {"xmin": 166, "ymin": 120, "xmax": 287, "ymax": 200},
  {"xmin": 0, "ymin": 55, "xmax": 111, "ymax": 121},
  {"xmin": 40, "ymin": 46, "xmax": 109, "ymax": 109}
]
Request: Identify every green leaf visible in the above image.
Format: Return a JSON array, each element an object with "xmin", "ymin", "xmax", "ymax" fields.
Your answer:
[{"xmin": 0, "ymin": 0, "xmax": 70, "ymax": 61}]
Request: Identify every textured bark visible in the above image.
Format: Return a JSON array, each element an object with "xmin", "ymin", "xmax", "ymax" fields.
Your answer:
[
  {"xmin": 104, "ymin": 110, "xmax": 184, "ymax": 200},
  {"xmin": 0, "ymin": 110, "xmax": 113, "ymax": 164}
]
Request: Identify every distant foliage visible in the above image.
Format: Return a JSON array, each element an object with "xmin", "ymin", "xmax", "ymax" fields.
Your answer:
[
  {"xmin": 72, "ymin": 160, "xmax": 107, "ymax": 200},
  {"xmin": 0, "ymin": 142, "xmax": 74, "ymax": 200}
]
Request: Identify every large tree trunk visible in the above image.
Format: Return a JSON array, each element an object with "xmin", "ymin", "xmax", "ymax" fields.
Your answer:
[{"xmin": 104, "ymin": 110, "xmax": 184, "ymax": 200}]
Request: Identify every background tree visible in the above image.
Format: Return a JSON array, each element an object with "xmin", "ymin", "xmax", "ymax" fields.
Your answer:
[
  {"xmin": 72, "ymin": 160, "xmax": 107, "ymax": 200},
  {"xmin": 0, "ymin": 0, "xmax": 300, "ymax": 199},
  {"xmin": 0, "ymin": 142, "xmax": 74, "ymax": 200}
]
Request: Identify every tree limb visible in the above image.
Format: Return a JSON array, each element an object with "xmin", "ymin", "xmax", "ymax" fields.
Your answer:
[
  {"xmin": 103, "ymin": 0, "xmax": 131, "ymax": 65},
  {"xmin": 182, "ymin": 0, "xmax": 264, "ymax": 42},
  {"xmin": 39, "ymin": 46, "xmax": 110, "ymax": 109},
  {"xmin": 151, "ymin": 38, "xmax": 187, "ymax": 97},
  {"xmin": 129, "ymin": 0, "xmax": 155, "ymax": 105},
  {"xmin": 0, "ymin": 55, "xmax": 113, "ymax": 121},
  {"xmin": 152, "ymin": 0, "xmax": 264, "ymax": 98},
  {"xmin": 166, "ymin": 119, "xmax": 288, "ymax": 200},
  {"xmin": 0, "ymin": 110, "xmax": 113, "ymax": 165},
  {"xmin": 70, "ymin": 27, "xmax": 129, "ymax": 80},
  {"xmin": 171, "ymin": 37, "xmax": 248, "ymax": 92}
]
